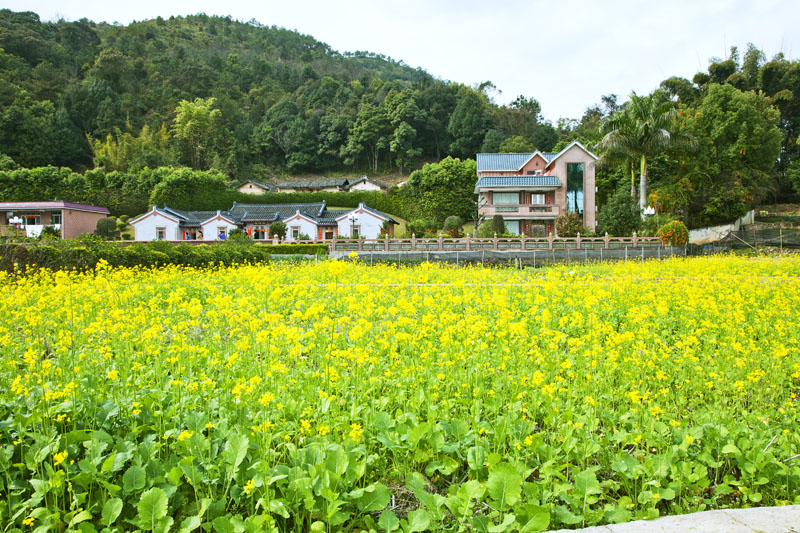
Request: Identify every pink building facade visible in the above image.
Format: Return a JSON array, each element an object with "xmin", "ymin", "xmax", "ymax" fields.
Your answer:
[
  {"xmin": 475, "ymin": 141, "xmax": 597, "ymax": 236},
  {"xmin": 0, "ymin": 201, "xmax": 110, "ymax": 238}
]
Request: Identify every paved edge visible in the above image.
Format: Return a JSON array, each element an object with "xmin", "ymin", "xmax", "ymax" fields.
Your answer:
[{"xmin": 545, "ymin": 505, "xmax": 800, "ymax": 533}]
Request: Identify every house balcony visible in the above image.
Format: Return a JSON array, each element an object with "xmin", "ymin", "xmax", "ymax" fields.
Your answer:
[{"xmin": 480, "ymin": 204, "xmax": 560, "ymax": 218}]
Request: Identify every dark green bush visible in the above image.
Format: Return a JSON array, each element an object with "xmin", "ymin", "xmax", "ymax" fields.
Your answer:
[
  {"xmin": 555, "ymin": 212, "xmax": 583, "ymax": 237},
  {"xmin": 0, "ymin": 240, "xmax": 328, "ymax": 272},
  {"xmin": 443, "ymin": 215, "xmax": 463, "ymax": 237}
]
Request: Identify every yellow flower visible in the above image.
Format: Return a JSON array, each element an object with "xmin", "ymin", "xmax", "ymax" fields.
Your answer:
[
  {"xmin": 178, "ymin": 430, "xmax": 194, "ymax": 442},
  {"xmin": 22, "ymin": 517, "xmax": 34, "ymax": 527},
  {"xmin": 685, "ymin": 434, "xmax": 694, "ymax": 445},
  {"xmin": 243, "ymin": 479, "xmax": 255, "ymax": 495},
  {"xmin": 53, "ymin": 451, "xmax": 68, "ymax": 466},
  {"xmin": 107, "ymin": 369, "xmax": 119, "ymax": 380}
]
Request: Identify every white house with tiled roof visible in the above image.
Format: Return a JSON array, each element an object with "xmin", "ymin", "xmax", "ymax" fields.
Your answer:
[
  {"xmin": 130, "ymin": 201, "xmax": 397, "ymax": 241},
  {"xmin": 475, "ymin": 141, "xmax": 597, "ymax": 236}
]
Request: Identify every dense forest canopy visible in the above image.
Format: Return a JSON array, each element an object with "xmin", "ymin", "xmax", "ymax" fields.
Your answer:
[
  {"xmin": 0, "ymin": 9, "xmax": 799, "ymax": 229},
  {"xmin": 0, "ymin": 9, "xmax": 558, "ymax": 177}
]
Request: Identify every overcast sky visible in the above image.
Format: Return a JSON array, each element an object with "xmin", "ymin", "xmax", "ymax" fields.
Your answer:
[{"xmin": 6, "ymin": 0, "xmax": 799, "ymax": 122}]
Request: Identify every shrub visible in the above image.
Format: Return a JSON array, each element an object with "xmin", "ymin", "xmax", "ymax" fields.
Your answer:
[
  {"xmin": 476, "ymin": 220, "xmax": 494, "ymax": 238},
  {"xmin": 39, "ymin": 225, "xmax": 61, "ymax": 239},
  {"xmin": 657, "ymin": 220, "xmax": 689, "ymax": 246},
  {"xmin": 227, "ymin": 227, "xmax": 252, "ymax": 244},
  {"xmin": 443, "ymin": 215, "xmax": 463, "ymax": 237},
  {"xmin": 491, "ymin": 215, "xmax": 505, "ymax": 235},
  {"xmin": 95, "ymin": 217, "xmax": 119, "ymax": 239},
  {"xmin": 268, "ymin": 220, "xmax": 287, "ymax": 239},
  {"xmin": 555, "ymin": 211, "xmax": 582, "ymax": 237},
  {"xmin": 406, "ymin": 218, "xmax": 435, "ymax": 237},
  {"xmin": 597, "ymin": 188, "xmax": 642, "ymax": 236}
]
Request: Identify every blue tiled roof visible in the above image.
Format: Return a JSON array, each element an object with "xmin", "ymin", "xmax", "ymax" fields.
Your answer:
[
  {"xmin": 475, "ymin": 176, "xmax": 562, "ymax": 188},
  {"xmin": 476, "ymin": 152, "xmax": 559, "ymax": 172}
]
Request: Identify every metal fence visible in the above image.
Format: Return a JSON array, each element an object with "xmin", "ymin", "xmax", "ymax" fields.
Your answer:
[{"xmin": 688, "ymin": 228, "xmax": 800, "ymax": 254}]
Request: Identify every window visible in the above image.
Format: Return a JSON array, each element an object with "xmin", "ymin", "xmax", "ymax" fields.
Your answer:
[
  {"xmin": 21, "ymin": 212, "xmax": 41, "ymax": 226},
  {"xmin": 291, "ymin": 226, "xmax": 300, "ymax": 240},
  {"xmin": 530, "ymin": 194, "xmax": 546, "ymax": 205},
  {"xmin": 351, "ymin": 225, "xmax": 360, "ymax": 238},
  {"xmin": 183, "ymin": 230, "xmax": 197, "ymax": 240},
  {"xmin": 50, "ymin": 212, "xmax": 62, "ymax": 225},
  {"xmin": 567, "ymin": 163, "xmax": 584, "ymax": 215},
  {"xmin": 526, "ymin": 170, "xmax": 535, "ymax": 175},
  {"xmin": 324, "ymin": 228, "xmax": 335, "ymax": 239},
  {"xmin": 252, "ymin": 225, "xmax": 268, "ymax": 239},
  {"xmin": 493, "ymin": 192, "xmax": 519, "ymax": 205},
  {"xmin": 217, "ymin": 226, "xmax": 227, "ymax": 240},
  {"xmin": 504, "ymin": 220, "xmax": 520, "ymax": 235},
  {"xmin": 156, "ymin": 227, "xmax": 166, "ymax": 240}
]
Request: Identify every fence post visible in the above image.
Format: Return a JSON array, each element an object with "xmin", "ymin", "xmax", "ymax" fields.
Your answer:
[
  {"xmin": 411, "ymin": 233, "xmax": 416, "ymax": 251},
  {"xmin": 493, "ymin": 233, "xmax": 498, "ymax": 250},
  {"xmin": 521, "ymin": 235, "xmax": 527, "ymax": 250},
  {"xmin": 576, "ymin": 232, "xmax": 581, "ymax": 250},
  {"xmin": 465, "ymin": 233, "xmax": 471, "ymax": 251},
  {"xmin": 632, "ymin": 231, "xmax": 638, "ymax": 248},
  {"xmin": 385, "ymin": 234, "xmax": 389, "ymax": 251},
  {"xmin": 272, "ymin": 234, "xmax": 279, "ymax": 245},
  {"xmin": 358, "ymin": 238, "xmax": 363, "ymax": 252},
  {"xmin": 547, "ymin": 232, "xmax": 554, "ymax": 250},
  {"xmin": 604, "ymin": 232, "xmax": 610, "ymax": 249},
  {"xmin": 438, "ymin": 233, "xmax": 444, "ymax": 251}
]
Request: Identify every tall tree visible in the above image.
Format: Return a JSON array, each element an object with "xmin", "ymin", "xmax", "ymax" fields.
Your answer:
[{"xmin": 599, "ymin": 91, "xmax": 679, "ymax": 209}]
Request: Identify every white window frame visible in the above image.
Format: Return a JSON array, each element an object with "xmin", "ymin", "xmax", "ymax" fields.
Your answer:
[
  {"xmin": 156, "ymin": 227, "xmax": 166, "ymax": 240},
  {"xmin": 50, "ymin": 212, "xmax": 62, "ymax": 225},
  {"xmin": 351, "ymin": 225, "xmax": 361, "ymax": 238},
  {"xmin": 291, "ymin": 226, "xmax": 301, "ymax": 240},
  {"xmin": 530, "ymin": 193, "xmax": 546, "ymax": 205},
  {"xmin": 217, "ymin": 226, "xmax": 227, "ymax": 239}
]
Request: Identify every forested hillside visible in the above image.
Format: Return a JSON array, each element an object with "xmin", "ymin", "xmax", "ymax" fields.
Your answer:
[
  {"xmin": 1, "ymin": 9, "xmax": 799, "ymax": 229},
  {"xmin": 0, "ymin": 10, "xmax": 557, "ymax": 177}
]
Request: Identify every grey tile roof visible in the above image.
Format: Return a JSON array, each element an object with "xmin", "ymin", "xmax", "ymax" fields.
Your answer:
[
  {"xmin": 229, "ymin": 202, "xmax": 327, "ymax": 223},
  {"xmin": 276, "ymin": 179, "xmax": 349, "ymax": 190},
  {"xmin": 475, "ymin": 176, "xmax": 562, "ymax": 188},
  {"xmin": 476, "ymin": 151, "xmax": 561, "ymax": 171},
  {"xmin": 359, "ymin": 204, "xmax": 398, "ymax": 224},
  {"xmin": 239, "ymin": 180, "xmax": 276, "ymax": 191}
]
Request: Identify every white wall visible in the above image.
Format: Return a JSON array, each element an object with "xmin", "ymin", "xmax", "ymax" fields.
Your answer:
[
  {"xmin": 282, "ymin": 212, "xmax": 318, "ymax": 241},
  {"xmin": 689, "ymin": 209, "xmax": 755, "ymax": 244},
  {"xmin": 237, "ymin": 183, "xmax": 266, "ymax": 195},
  {"xmin": 336, "ymin": 207, "xmax": 386, "ymax": 239},
  {"xmin": 200, "ymin": 216, "xmax": 239, "ymax": 241},
  {"xmin": 132, "ymin": 210, "xmax": 181, "ymax": 241},
  {"xmin": 348, "ymin": 181, "xmax": 382, "ymax": 192}
]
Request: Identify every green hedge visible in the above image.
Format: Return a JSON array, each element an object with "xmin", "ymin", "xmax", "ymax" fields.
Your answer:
[{"xmin": 0, "ymin": 237, "xmax": 328, "ymax": 272}]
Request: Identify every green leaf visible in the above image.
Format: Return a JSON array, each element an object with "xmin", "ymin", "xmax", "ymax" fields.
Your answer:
[
  {"xmin": 555, "ymin": 505, "xmax": 583, "ymax": 525},
  {"xmin": 721, "ymin": 444, "xmax": 740, "ymax": 455},
  {"xmin": 353, "ymin": 483, "xmax": 391, "ymax": 512},
  {"xmin": 378, "ymin": 509, "xmax": 400, "ymax": 532},
  {"xmin": 467, "ymin": 446, "xmax": 486, "ymax": 471},
  {"xmin": 69, "ymin": 510, "xmax": 92, "ymax": 526},
  {"xmin": 123, "ymin": 465, "xmax": 147, "ymax": 493},
  {"xmin": 180, "ymin": 515, "xmax": 202, "ymax": 531},
  {"xmin": 574, "ymin": 470, "xmax": 601, "ymax": 502},
  {"xmin": 660, "ymin": 487, "xmax": 676, "ymax": 500},
  {"xmin": 212, "ymin": 516, "xmax": 234, "ymax": 533},
  {"xmin": 406, "ymin": 508, "xmax": 431, "ymax": 532},
  {"xmin": 487, "ymin": 513, "xmax": 516, "ymax": 532},
  {"xmin": 138, "ymin": 487, "xmax": 168, "ymax": 531},
  {"xmin": 101, "ymin": 498, "xmax": 123, "ymax": 526},
  {"xmin": 222, "ymin": 434, "xmax": 249, "ymax": 480},
  {"xmin": 487, "ymin": 463, "xmax": 522, "ymax": 509},
  {"xmin": 515, "ymin": 504, "xmax": 550, "ymax": 532}
]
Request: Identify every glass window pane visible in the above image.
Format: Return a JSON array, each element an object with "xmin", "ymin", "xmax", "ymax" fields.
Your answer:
[{"xmin": 493, "ymin": 192, "xmax": 519, "ymax": 205}]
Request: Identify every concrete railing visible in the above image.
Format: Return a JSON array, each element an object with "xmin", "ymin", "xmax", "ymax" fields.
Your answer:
[{"xmin": 329, "ymin": 233, "xmax": 662, "ymax": 252}]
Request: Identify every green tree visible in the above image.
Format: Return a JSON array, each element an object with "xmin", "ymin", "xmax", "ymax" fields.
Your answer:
[
  {"xmin": 597, "ymin": 187, "xmax": 642, "ymax": 236},
  {"xmin": 406, "ymin": 157, "xmax": 477, "ymax": 224},
  {"xmin": 599, "ymin": 91, "xmax": 680, "ymax": 209},
  {"xmin": 671, "ymin": 84, "xmax": 782, "ymax": 225},
  {"xmin": 0, "ymin": 89, "xmax": 56, "ymax": 168},
  {"xmin": 172, "ymin": 97, "xmax": 230, "ymax": 171},
  {"xmin": 447, "ymin": 86, "xmax": 490, "ymax": 159}
]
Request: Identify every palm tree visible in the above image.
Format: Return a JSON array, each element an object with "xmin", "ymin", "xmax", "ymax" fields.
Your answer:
[{"xmin": 599, "ymin": 92, "xmax": 678, "ymax": 210}]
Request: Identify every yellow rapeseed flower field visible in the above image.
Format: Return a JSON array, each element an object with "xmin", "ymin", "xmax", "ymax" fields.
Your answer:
[{"xmin": 0, "ymin": 256, "xmax": 798, "ymax": 531}]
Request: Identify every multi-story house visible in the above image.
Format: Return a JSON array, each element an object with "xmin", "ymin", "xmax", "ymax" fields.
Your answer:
[{"xmin": 475, "ymin": 140, "xmax": 597, "ymax": 236}]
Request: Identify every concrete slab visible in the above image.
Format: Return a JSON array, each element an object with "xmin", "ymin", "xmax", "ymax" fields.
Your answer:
[{"xmin": 546, "ymin": 505, "xmax": 800, "ymax": 533}]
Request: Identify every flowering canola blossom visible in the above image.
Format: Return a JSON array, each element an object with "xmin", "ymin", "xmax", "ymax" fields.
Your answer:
[{"xmin": 1, "ymin": 257, "xmax": 799, "ymax": 531}]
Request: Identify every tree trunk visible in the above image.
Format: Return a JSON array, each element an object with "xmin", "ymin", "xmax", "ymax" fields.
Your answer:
[
  {"xmin": 630, "ymin": 160, "xmax": 636, "ymax": 198},
  {"xmin": 639, "ymin": 155, "xmax": 648, "ymax": 210}
]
